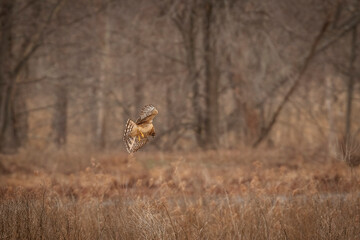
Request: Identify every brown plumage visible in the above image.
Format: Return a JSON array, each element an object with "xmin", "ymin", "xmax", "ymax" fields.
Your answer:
[{"xmin": 123, "ymin": 105, "xmax": 158, "ymax": 153}]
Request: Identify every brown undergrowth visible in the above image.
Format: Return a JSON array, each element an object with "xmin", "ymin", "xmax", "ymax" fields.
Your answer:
[{"xmin": 0, "ymin": 147, "xmax": 360, "ymax": 239}]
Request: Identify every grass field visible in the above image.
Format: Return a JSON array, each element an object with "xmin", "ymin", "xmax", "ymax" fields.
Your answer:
[{"xmin": 1, "ymin": 147, "xmax": 360, "ymax": 239}]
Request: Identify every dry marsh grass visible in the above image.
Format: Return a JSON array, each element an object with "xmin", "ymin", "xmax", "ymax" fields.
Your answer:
[
  {"xmin": 1, "ymin": 189, "xmax": 359, "ymax": 239},
  {"xmin": 0, "ymin": 147, "xmax": 360, "ymax": 239}
]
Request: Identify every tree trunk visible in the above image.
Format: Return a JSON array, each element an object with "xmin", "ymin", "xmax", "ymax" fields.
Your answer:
[
  {"xmin": 0, "ymin": 0, "xmax": 19, "ymax": 153},
  {"xmin": 134, "ymin": 62, "xmax": 143, "ymax": 114},
  {"xmin": 203, "ymin": 1, "xmax": 219, "ymax": 149},
  {"xmin": 187, "ymin": 6, "xmax": 205, "ymax": 148},
  {"xmin": 345, "ymin": 25, "xmax": 357, "ymax": 141},
  {"xmin": 172, "ymin": 1, "xmax": 208, "ymax": 148},
  {"xmin": 325, "ymin": 75, "xmax": 336, "ymax": 157},
  {"xmin": 93, "ymin": 3, "xmax": 111, "ymax": 149},
  {"xmin": 94, "ymin": 74, "xmax": 106, "ymax": 149},
  {"xmin": 178, "ymin": 1, "xmax": 205, "ymax": 148},
  {"xmin": 14, "ymin": 67, "xmax": 29, "ymax": 147},
  {"xmin": 166, "ymin": 80, "xmax": 173, "ymax": 131},
  {"xmin": 52, "ymin": 84, "xmax": 67, "ymax": 147}
]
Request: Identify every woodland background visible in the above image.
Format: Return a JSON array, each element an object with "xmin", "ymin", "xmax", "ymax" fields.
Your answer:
[{"xmin": 1, "ymin": 0, "xmax": 359, "ymax": 154}]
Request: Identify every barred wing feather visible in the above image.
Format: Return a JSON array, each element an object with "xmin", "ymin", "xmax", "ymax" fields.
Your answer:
[{"xmin": 123, "ymin": 119, "xmax": 135, "ymax": 153}]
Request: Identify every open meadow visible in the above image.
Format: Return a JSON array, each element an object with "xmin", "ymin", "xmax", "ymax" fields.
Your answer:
[{"xmin": 1, "ymin": 147, "xmax": 360, "ymax": 239}]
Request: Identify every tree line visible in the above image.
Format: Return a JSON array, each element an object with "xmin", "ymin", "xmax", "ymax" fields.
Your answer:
[{"xmin": 0, "ymin": 0, "xmax": 359, "ymax": 153}]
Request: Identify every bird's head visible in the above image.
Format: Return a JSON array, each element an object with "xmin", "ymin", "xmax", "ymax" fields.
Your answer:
[{"xmin": 152, "ymin": 107, "xmax": 158, "ymax": 116}]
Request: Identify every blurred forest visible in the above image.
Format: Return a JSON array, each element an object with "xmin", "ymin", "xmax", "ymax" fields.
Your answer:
[{"xmin": 1, "ymin": 0, "xmax": 360, "ymax": 154}]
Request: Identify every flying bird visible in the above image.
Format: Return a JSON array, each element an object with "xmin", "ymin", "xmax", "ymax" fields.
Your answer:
[{"xmin": 123, "ymin": 104, "xmax": 158, "ymax": 153}]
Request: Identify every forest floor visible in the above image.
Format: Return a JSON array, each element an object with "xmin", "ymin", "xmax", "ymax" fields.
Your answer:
[{"xmin": 1, "ymin": 147, "xmax": 360, "ymax": 239}]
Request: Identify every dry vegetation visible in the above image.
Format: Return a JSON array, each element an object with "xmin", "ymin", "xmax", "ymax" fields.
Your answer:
[
  {"xmin": 1, "ymin": 148, "xmax": 360, "ymax": 239},
  {"xmin": 1, "ymin": 0, "xmax": 360, "ymax": 238}
]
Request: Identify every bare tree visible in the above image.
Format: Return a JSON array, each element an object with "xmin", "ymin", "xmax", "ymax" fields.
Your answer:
[
  {"xmin": 91, "ymin": 1, "xmax": 112, "ymax": 149},
  {"xmin": 0, "ymin": 0, "xmax": 17, "ymax": 152},
  {"xmin": 345, "ymin": 25, "xmax": 358, "ymax": 142},
  {"xmin": 202, "ymin": 0, "xmax": 220, "ymax": 149},
  {"xmin": 172, "ymin": 0, "xmax": 206, "ymax": 148},
  {"xmin": 252, "ymin": 1, "xmax": 360, "ymax": 147},
  {"xmin": 52, "ymin": 80, "xmax": 68, "ymax": 147},
  {"xmin": 0, "ymin": 0, "xmax": 64, "ymax": 153}
]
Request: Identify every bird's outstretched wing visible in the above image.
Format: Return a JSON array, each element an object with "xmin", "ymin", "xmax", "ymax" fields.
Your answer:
[
  {"xmin": 136, "ymin": 104, "xmax": 156, "ymax": 124},
  {"xmin": 123, "ymin": 119, "xmax": 135, "ymax": 153},
  {"xmin": 123, "ymin": 119, "xmax": 150, "ymax": 153}
]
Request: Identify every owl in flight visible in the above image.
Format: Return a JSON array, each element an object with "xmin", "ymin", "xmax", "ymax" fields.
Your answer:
[{"xmin": 123, "ymin": 104, "xmax": 158, "ymax": 153}]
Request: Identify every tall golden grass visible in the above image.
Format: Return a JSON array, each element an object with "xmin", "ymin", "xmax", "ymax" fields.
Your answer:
[
  {"xmin": 0, "ymin": 147, "xmax": 359, "ymax": 239},
  {"xmin": 1, "ymin": 189, "xmax": 359, "ymax": 239}
]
